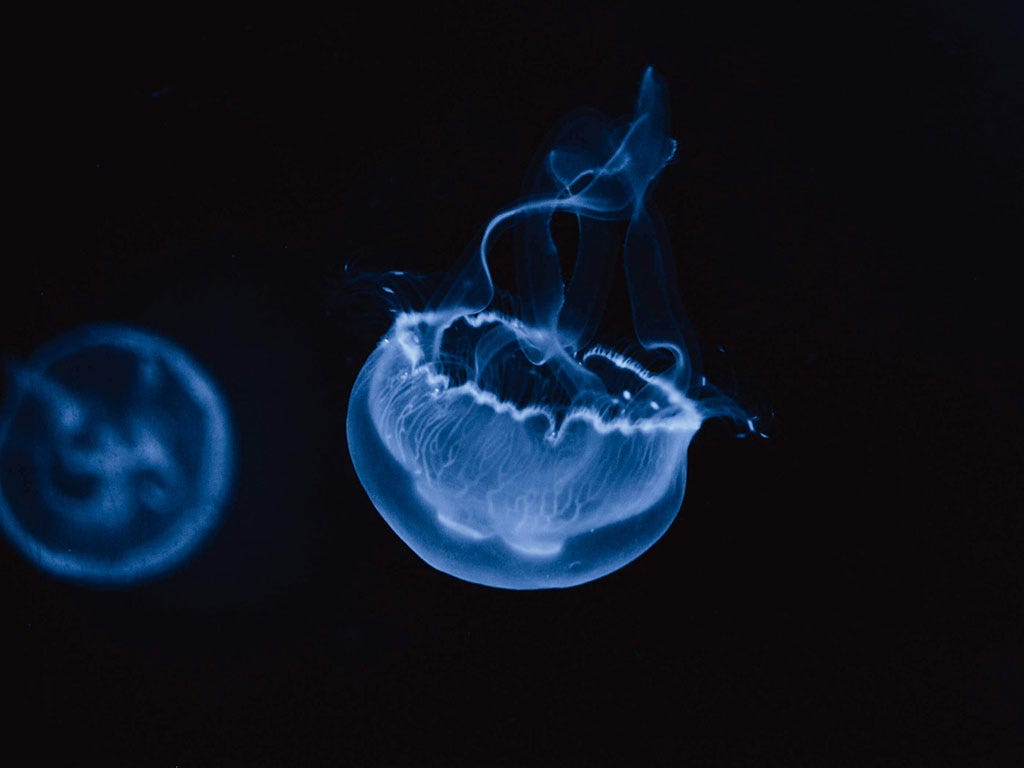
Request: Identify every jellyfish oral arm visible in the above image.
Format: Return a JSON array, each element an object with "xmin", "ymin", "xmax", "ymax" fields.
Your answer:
[{"xmin": 7, "ymin": 361, "xmax": 87, "ymax": 432}]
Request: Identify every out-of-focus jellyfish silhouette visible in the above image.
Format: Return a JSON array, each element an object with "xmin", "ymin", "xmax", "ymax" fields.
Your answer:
[
  {"xmin": 348, "ymin": 69, "xmax": 747, "ymax": 589},
  {"xmin": 0, "ymin": 325, "xmax": 233, "ymax": 584}
]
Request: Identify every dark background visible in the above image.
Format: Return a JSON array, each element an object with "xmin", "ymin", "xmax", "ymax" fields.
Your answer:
[{"xmin": 3, "ymin": 2, "xmax": 1021, "ymax": 765}]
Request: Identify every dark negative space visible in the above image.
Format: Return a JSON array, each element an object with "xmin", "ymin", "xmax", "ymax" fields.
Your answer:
[{"xmin": 2, "ymin": 3, "xmax": 1021, "ymax": 765}]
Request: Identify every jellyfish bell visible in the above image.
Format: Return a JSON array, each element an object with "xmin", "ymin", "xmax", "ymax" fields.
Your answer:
[
  {"xmin": 0, "ymin": 325, "xmax": 234, "ymax": 585},
  {"xmin": 347, "ymin": 69, "xmax": 739, "ymax": 589}
]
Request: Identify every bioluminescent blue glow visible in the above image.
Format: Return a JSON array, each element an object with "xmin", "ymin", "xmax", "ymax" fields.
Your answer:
[
  {"xmin": 348, "ymin": 69, "xmax": 741, "ymax": 589},
  {"xmin": 0, "ymin": 325, "xmax": 233, "ymax": 584}
]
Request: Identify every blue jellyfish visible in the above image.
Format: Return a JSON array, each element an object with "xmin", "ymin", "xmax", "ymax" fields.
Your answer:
[
  {"xmin": 348, "ymin": 69, "xmax": 739, "ymax": 589},
  {"xmin": 0, "ymin": 325, "xmax": 233, "ymax": 584}
]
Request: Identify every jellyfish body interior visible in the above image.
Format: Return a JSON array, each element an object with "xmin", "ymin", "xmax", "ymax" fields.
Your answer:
[
  {"xmin": 0, "ymin": 325, "xmax": 233, "ymax": 584},
  {"xmin": 348, "ymin": 69, "xmax": 726, "ymax": 589}
]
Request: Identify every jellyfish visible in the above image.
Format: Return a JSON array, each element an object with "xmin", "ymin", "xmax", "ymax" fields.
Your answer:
[
  {"xmin": 0, "ymin": 325, "xmax": 233, "ymax": 584},
  {"xmin": 347, "ymin": 68, "xmax": 742, "ymax": 589}
]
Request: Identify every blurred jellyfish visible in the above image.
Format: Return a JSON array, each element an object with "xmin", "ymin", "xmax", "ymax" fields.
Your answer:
[
  {"xmin": 0, "ymin": 325, "xmax": 233, "ymax": 584},
  {"xmin": 347, "ymin": 68, "xmax": 745, "ymax": 589}
]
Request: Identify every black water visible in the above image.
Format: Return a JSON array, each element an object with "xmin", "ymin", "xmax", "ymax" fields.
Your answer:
[{"xmin": 2, "ymin": 3, "xmax": 1021, "ymax": 765}]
